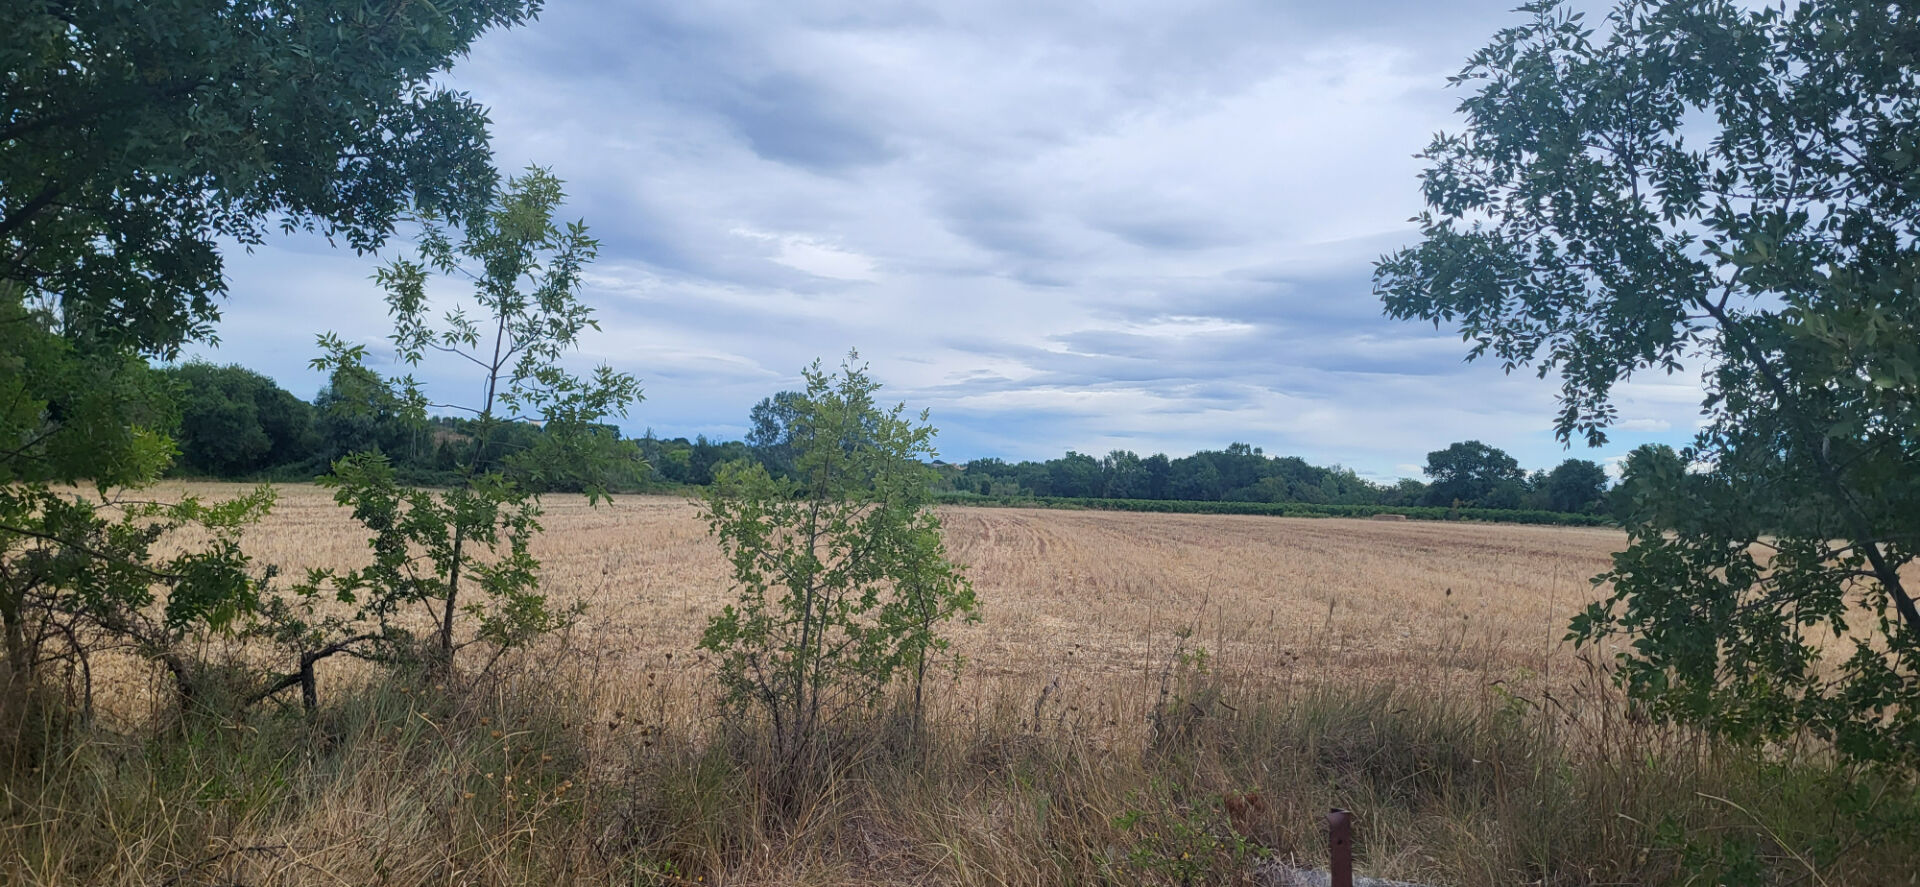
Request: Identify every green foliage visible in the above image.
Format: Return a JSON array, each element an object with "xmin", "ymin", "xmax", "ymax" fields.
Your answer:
[
  {"xmin": 264, "ymin": 170, "xmax": 639, "ymax": 702},
  {"xmin": 1, "ymin": 479, "xmax": 276, "ymax": 729},
  {"xmin": 1654, "ymin": 814, "xmax": 1767, "ymax": 887},
  {"xmin": 950, "ymin": 443, "xmax": 1431, "ymax": 509},
  {"xmin": 746, "ymin": 390, "xmax": 806, "ymax": 478},
  {"xmin": 1542, "ymin": 458, "xmax": 1610, "ymax": 515},
  {"xmin": 699, "ymin": 355, "xmax": 978, "ymax": 760},
  {"xmin": 257, "ymin": 456, "xmax": 566, "ymax": 708},
  {"xmin": 0, "ymin": 294, "xmax": 178, "ymax": 489},
  {"xmin": 1107, "ymin": 783, "xmax": 1268, "ymax": 887},
  {"xmin": 1377, "ymin": 0, "xmax": 1920, "ymax": 764},
  {"xmin": 1, "ymin": 0, "xmax": 552, "ymax": 735},
  {"xmin": 314, "ymin": 361, "xmax": 424, "ymax": 465},
  {"xmin": 0, "ymin": 290, "xmax": 272, "ymax": 738},
  {"xmin": 147, "ymin": 357, "xmax": 646, "ymax": 489},
  {"xmin": 933, "ymin": 493, "xmax": 1614, "ymax": 527},
  {"xmin": 1605, "ymin": 444, "xmax": 1684, "ymax": 524},
  {"xmin": 1422, "ymin": 440, "xmax": 1525, "ymax": 507},
  {"xmin": 1, "ymin": 484, "xmax": 274, "ymax": 635},
  {"xmin": 161, "ymin": 362, "xmax": 319, "ymax": 477},
  {"xmin": 1, "ymin": 0, "xmax": 540, "ymax": 356},
  {"xmin": 634, "ymin": 433, "xmax": 752, "ymax": 487}
]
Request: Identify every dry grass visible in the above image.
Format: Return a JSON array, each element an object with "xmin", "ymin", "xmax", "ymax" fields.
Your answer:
[
  {"xmin": 6, "ymin": 482, "xmax": 1916, "ymax": 886},
  {"xmin": 217, "ymin": 483, "xmax": 1623, "ymax": 695}
]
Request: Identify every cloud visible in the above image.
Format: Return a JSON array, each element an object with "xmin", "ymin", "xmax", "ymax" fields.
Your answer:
[
  {"xmin": 1616, "ymin": 418, "xmax": 1673, "ymax": 432},
  {"xmin": 1602, "ymin": 454, "xmax": 1629, "ymax": 479},
  {"xmin": 197, "ymin": 0, "xmax": 1703, "ymax": 478},
  {"xmin": 729, "ymin": 227, "xmax": 882, "ymax": 281}
]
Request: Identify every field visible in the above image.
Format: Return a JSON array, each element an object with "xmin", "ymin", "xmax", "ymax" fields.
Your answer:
[
  {"xmin": 223, "ymin": 482, "xmax": 1623, "ymax": 708},
  {"xmin": 12, "ymin": 483, "xmax": 1915, "ymax": 887}
]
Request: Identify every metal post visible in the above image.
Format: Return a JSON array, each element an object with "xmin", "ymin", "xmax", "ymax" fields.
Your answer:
[{"xmin": 1327, "ymin": 808, "xmax": 1353, "ymax": 887}]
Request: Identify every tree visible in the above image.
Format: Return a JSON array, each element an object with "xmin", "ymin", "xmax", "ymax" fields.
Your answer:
[
  {"xmin": 1048, "ymin": 451, "xmax": 1103, "ymax": 499},
  {"xmin": 1376, "ymin": 0, "xmax": 1920, "ymax": 762},
  {"xmin": 2, "ymin": 0, "xmax": 540, "ymax": 355},
  {"xmin": 1214, "ymin": 442, "xmax": 1266, "ymax": 492},
  {"xmin": 699, "ymin": 355, "xmax": 978, "ymax": 764},
  {"xmin": 264, "ymin": 169, "xmax": 641, "ymax": 703},
  {"xmin": 1606, "ymin": 444, "xmax": 1682, "ymax": 521},
  {"xmin": 163, "ymin": 363, "xmax": 319, "ymax": 476},
  {"xmin": 1421, "ymin": 441, "xmax": 1524, "ymax": 507},
  {"xmin": 1, "ymin": 0, "xmax": 543, "ymax": 736},
  {"xmin": 169, "ymin": 367, "xmax": 271, "ymax": 476},
  {"xmin": 1543, "ymin": 458, "xmax": 1609, "ymax": 514},
  {"xmin": 1013, "ymin": 460, "xmax": 1053, "ymax": 496},
  {"xmin": 314, "ymin": 361, "xmax": 423, "ymax": 463},
  {"xmin": 694, "ymin": 436, "xmax": 755, "ymax": 486},
  {"xmin": 0, "ymin": 298, "xmax": 272, "ymax": 730},
  {"xmin": 1141, "ymin": 453, "xmax": 1174, "ymax": 500},
  {"xmin": 636, "ymin": 432, "xmax": 696, "ymax": 486},
  {"xmin": 1380, "ymin": 477, "xmax": 1430, "ymax": 508},
  {"xmin": 1168, "ymin": 457, "xmax": 1224, "ymax": 501},
  {"xmin": 1102, "ymin": 450, "xmax": 1148, "ymax": 499},
  {"xmin": 747, "ymin": 390, "xmax": 806, "ymax": 478}
]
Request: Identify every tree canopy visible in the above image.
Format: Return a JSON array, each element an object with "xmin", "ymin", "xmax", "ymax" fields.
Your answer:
[
  {"xmin": 950, "ymin": 443, "xmax": 1410, "ymax": 508},
  {"xmin": 1421, "ymin": 440, "xmax": 1525, "ymax": 507},
  {"xmin": 163, "ymin": 362, "xmax": 318, "ymax": 477},
  {"xmin": 1, "ymin": 0, "xmax": 548, "ymax": 735},
  {"xmin": 2, "ymin": 0, "xmax": 541, "ymax": 355},
  {"xmin": 1543, "ymin": 458, "xmax": 1610, "ymax": 515},
  {"xmin": 1377, "ymin": 0, "xmax": 1920, "ymax": 763},
  {"xmin": 746, "ymin": 390, "xmax": 806, "ymax": 478}
]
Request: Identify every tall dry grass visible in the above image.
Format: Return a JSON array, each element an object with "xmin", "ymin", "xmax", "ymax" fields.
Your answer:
[{"xmin": 3, "ymin": 484, "xmax": 1915, "ymax": 885}]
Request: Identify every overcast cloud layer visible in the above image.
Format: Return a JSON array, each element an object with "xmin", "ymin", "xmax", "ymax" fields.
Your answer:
[{"xmin": 198, "ymin": 0, "xmax": 1706, "ymax": 480}]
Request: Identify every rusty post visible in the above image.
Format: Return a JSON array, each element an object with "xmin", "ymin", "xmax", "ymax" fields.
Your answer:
[{"xmin": 1327, "ymin": 808, "xmax": 1353, "ymax": 887}]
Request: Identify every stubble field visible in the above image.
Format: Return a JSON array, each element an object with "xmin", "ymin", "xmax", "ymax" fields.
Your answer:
[{"xmin": 180, "ymin": 481, "xmax": 1626, "ymax": 729}]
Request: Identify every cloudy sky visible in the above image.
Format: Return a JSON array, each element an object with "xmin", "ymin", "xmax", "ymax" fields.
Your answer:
[{"xmin": 197, "ymin": 0, "xmax": 1706, "ymax": 481}]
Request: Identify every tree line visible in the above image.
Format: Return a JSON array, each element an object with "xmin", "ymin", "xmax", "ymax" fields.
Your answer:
[
  {"xmin": 938, "ymin": 440, "xmax": 1611, "ymax": 514},
  {"xmin": 154, "ymin": 368, "xmax": 1617, "ymax": 515},
  {"xmin": 152, "ymin": 360, "xmax": 646, "ymax": 492}
]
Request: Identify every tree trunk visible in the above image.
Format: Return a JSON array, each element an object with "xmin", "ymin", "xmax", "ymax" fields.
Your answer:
[
  {"xmin": 157, "ymin": 649, "xmax": 198, "ymax": 717},
  {"xmin": 439, "ymin": 527, "xmax": 464, "ymax": 668},
  {"xmin": 1, "ymin": 596, "xmax": 27, "ymax": 685},
  {"xmin": 911, "ymin": 643, "xmax": 930, "ymax": 733},
  {"xmin": 0, "ymin": 594, "xmax": 32, "ymax": 738},
  {"xmin": 299, "ymin": 655, "xmax": 318, "ymax": 713}
]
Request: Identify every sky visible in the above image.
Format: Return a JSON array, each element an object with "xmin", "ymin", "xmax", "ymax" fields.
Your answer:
[{"xmin": 193, "ymin": 0, "xmax": 1708, "ymax": 482}]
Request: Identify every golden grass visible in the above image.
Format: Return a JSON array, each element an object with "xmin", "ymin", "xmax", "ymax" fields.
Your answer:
[{"xmin": 195, "ymin": 482, "xmax": 1623, "ymax": 699}]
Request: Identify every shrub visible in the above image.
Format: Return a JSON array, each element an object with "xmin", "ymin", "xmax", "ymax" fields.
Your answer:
[
  {"xmin": 698, "ymin": 354, "xmax": 978, "ymax": 766},
  {"xmin": 256, "ymin": 169, "xmax": 640, "ymax": 707}
]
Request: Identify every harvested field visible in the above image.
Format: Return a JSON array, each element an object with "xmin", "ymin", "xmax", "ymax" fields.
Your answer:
[{"xmin": 163, "ymin": 481, "xmax": 1624, "ymax": 713}]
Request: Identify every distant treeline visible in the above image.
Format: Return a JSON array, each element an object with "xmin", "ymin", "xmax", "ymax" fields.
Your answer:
[
  {"xmin": 155, "ymin": 366, "xmax": 1616, "ymax": 520},
  {"xmin": 155, "ymin": 362, "xmax": 648, "ymax": 491},
  {"xmin": 932, "ymin": 494, "xmax": 1613, "ymax": 527},
  {"xmin": 929, "ymin": 440, "xmax": 1614, "ymax": 516},
  {"xmin": 153, "ymin": 362, "xmax": 781, "ymax": 493}
]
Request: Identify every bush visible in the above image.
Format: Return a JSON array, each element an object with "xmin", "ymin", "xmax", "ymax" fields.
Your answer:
[{"xmin": 698, "ymin": 354, "xmax": 978, "ymax": 769}]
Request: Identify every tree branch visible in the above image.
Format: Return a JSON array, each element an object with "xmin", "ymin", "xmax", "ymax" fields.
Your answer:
[
  {"xmin": 0, "ymin": 181, "xmax": 64, "ymax": 240},
  {"xmin": 1692, "ymin": 292, "xmax": 1920, "ymax": 641}
]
